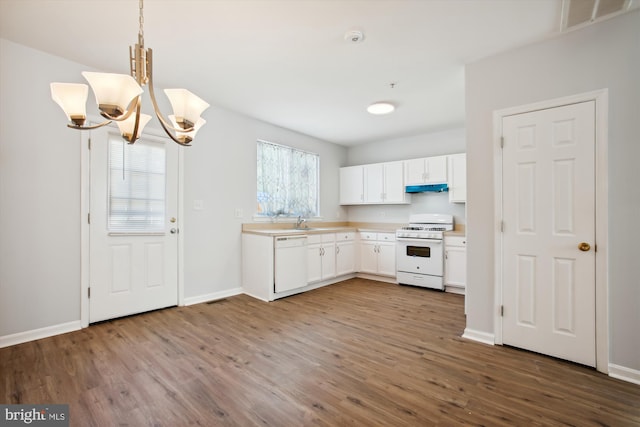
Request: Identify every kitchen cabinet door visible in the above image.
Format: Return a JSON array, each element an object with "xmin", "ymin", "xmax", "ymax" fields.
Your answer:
[
  {"xmin": 448, "ymin": 153, "xmax": 466, "ymax": 203},
  {"xmin": 445, "ymin": 246, "xmax": 466, "ymax": 288},
  {"xmin": 376, "ymin": 241, "xmax": 397, "ymax": 277},
  {"xmin": 404, "ymin": 158, "xmax": 427, "ymax": 186},
  {"xmin": 307, "ymin": 243, "xmax": 322, "ymax": 283},
  {"xmin": 321, "ymin": 242, "xmax": 336, "ymax": 280},
  {"xmin": 359, "ymin": 241, "xmax": 379, "ymax": 274},
  {"xmin": 425, "ymin": 156, "xmax": 448, "ymax": 184},
  {"xmin": 383, "ymin": 161, "xmax": 407, "ymax": 203},
  {"xmin": 364, "ymin": 163, "xmax": 384, "ymax": 203},
  {"xmin": 339, "ymin": 166, "xmax": 364, "ymax": 205},
  {"xmin": 444, "ymin": 235, "xmax": 466, "ymax": 293},
  {"xmin": 336, "ymin": 241, "xmax": 355, "ymax": 276}
]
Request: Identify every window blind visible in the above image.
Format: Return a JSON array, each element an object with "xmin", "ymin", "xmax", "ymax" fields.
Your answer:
[{"xmin": 108, "ymin": 137, "xmax": 166, "ymax": 233}]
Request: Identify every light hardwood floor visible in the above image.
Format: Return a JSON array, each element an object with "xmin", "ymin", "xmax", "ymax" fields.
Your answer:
[{"xmin": 2, "ymin": 278, "xmax": 639, "ymax": 426}]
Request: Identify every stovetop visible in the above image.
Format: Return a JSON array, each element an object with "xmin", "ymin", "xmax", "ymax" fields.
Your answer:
[{"xmin": 396, "ymin": 213, "xmax": 454, "ymax": 239}]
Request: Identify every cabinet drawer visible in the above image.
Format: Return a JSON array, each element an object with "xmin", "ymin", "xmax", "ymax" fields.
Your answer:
[
  {"xmin": 321, "ymin": 233, "xmax": 336, "ymax": 243},
  {"xmin": 307, "ymin": 234, "xmax": 322, "ymax": 245},
  {"xmin": 336, "ymin": 232, "xmax": 355, "ymax": 241},
  {"xmin": 377, "ymin": 233, "xmax": 396, "ymax": 242},
  {"xmin": 444, "ymin": 235, "xmax": 466, "ymax": 247},
  {"xmin": 359, "ymin": 232, "xmax": 377, "ymax": 241}
]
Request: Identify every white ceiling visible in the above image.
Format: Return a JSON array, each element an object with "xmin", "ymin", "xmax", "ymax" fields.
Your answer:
[{"xmin": 0, "ymin": 0, "xmax": 565, "ymax": 146}]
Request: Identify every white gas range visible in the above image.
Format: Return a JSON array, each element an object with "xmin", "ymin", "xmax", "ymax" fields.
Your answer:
[{"xmin": 395, "ymin": 214, "xmax": 454, "ymax": 290}]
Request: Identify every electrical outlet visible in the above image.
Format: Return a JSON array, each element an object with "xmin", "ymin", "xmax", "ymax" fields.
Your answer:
[
  {"xmin": 379, "ymin": 211, "xmax": 386, "ymax": 217},
  {"xmin": 193, "ymin": 199, "xmax": 204, "ymax": 211},
  {"xmin": 234, "ymin": 208, "xmax": 243, "ymax": 219}
]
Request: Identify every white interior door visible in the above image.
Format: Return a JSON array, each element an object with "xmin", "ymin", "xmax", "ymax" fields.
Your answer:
[
  {"xmin": 89, "ymin": 127, "xmax": 179, "ymax": 323},
  {"xmin": 502, "ymin": 101, "xmax": 596, "ymax": 367}
]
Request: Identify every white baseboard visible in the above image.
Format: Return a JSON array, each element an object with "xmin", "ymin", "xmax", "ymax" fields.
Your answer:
[
  {"xmin": 183, "ymin": 287, "xmax": 243, "ymax": 306},
  {"xmin": 462, "ymin": 328, "xmax": 495, "ymax": 346},
  {"xmin": 356, "ymin": 273, "xmax": 398, "ymax": 284},
  {"xmin": 0, "ymin": 320, "xmax": 82, "ymax": 349},
  {"xmin": 609, "ymin": 363, "xmax": 640, "ymax": 385}
]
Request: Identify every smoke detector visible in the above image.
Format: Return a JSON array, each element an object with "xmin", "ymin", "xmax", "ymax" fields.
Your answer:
[{"xmin": 344, "ymin": 29, "xmax": 365, "ymax": 43}]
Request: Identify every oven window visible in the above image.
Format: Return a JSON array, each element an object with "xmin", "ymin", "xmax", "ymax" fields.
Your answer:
[{"xmin": 406, "ymin": 246, "xmax": 430, "ymax": 257}]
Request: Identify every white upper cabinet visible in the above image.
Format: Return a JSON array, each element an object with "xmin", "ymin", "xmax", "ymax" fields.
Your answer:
[
  {"xmin": 381, "ymin": 161, "xmax": 406, "ymax": 203},
  {"xmin": 339, "ymin": 165, "xmax": 364, "ymax": 205},
  {"xmin": 340, "ymin": 161, "xmax": 409, "ymax": 205},
  {"xmin": 448, "ymin": 153, "xmax": 466, "ymax": 203},
  {"xmin": 404, "ymin": 155, "xmax": 448, "ymax": 186},
  {"xmin": 364, "ymin": 163, "xmax": 384, "ymax": 203}
]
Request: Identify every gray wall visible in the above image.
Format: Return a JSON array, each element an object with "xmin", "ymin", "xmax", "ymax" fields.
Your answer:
[
  {"xmin": 465, "ymin": 11, "xmax": 640, "ymax": 371},
  {"xmin": 0, "ymin": 38, "xmax": 347, "ymax": 338},
  {"xmin": 0, "ymin": 39, "xmax": 83, "ymax": 336},
  {"xmin": 346, "ymin": 128, "xmax": 467, "ymax": 225}
]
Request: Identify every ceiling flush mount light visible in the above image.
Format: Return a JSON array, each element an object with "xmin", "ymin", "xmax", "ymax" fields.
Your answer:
[
  {"xmin": 367, "ymin": 102, "xmax": 395, "ymax": 115},
  {"xmin": 50, "ymin": 0, "xmax": 209, "ymax": 146}
]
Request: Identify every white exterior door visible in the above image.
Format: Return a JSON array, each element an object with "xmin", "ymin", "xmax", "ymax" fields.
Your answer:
[
  {"xmin": 502, "ymin": 101, "xmax": 596, "ymax": 366},
  {"xmin": 89, "ymin": 127, "xmax": 179, "ymax": 323}
]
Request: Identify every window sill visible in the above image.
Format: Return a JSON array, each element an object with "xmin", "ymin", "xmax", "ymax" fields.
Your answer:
[{"xmin": 252, "ymin": 215, "xmax": 324, "ymax": 223}]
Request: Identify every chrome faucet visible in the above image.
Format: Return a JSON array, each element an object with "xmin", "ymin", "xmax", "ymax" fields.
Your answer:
[{"xmin": 295, "ymin": 215, "xmax": 307, "ymax": 229}]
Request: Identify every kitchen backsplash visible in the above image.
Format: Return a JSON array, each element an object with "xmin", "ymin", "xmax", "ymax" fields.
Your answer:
[{"xmin": 345, "ymin": 192, "xmax": 466, "ymax": 225}]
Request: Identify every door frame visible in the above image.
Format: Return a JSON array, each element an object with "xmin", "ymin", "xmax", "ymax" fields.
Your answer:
[
  {"xmin": 80, "ymin": 123, "xmax": 185, "ymax": 328},
  {"xmin": 492, "ymin": 89, "xmax": 609, "ymax": 373}
]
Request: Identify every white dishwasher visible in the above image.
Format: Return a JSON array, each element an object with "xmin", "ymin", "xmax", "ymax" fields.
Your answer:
[{"xmin": 274, "ymin": 235, "xmax": 308, "ymax": 293}]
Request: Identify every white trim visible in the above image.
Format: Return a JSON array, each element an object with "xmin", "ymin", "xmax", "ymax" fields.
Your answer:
[
  {"xmin": 0, "ymin": 321, "xmax": 82, "ymax": 349},
  {"xmin": 177, "ymin": 140, "xmax": 185, "ymax": 307},
  {"xmin": 492, "ymin": 89, "xmax": 609, "ymax": 373},
  {"xmin": 183, "ymin": 288, "xmax": 243, "ymax": 306},
  {"xmin": 462, "ymin": 328, "xmax": 496, "ymax": 346},
  {"xmin": 355, "ymin": 273, "xmax": 398, "ymax": 284},
  {"xmin": 608, "ymin": 364, "xmax": 640, "ymax": 386},
  {"xmin": 80, "ymin": 131, "xmax": 90, "ymax": 328}
]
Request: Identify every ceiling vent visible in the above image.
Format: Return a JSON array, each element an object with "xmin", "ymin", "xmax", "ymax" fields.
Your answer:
[{"xmin": 561, "ymin": 0, "xmax": 638, "ymax": 30}]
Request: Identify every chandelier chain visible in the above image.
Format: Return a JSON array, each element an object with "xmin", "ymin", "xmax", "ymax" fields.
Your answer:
[{"xmin": 139, "ymin": 0, "xmax": 145, "ymax": 45}]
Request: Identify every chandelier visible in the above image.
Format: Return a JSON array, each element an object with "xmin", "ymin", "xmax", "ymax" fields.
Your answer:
[{"xmin": 50, "ymin": 0, "xmax": 209, "ymax": 145}]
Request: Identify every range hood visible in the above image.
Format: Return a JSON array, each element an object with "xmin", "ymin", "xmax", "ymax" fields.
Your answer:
[{"xmin": 405, "ymin": 183, "xmax": 449, "ymax": 193}]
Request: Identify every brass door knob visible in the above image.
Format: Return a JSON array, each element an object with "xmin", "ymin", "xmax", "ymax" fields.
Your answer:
[{"xmin": 578, "ymin": 242, "xmax": 591, "ymax": 252}]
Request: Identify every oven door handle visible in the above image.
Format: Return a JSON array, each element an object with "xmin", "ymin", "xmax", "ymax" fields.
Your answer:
[{"xmin": 396, "ymin": 238, "xmax": 443, "ymax": 244}]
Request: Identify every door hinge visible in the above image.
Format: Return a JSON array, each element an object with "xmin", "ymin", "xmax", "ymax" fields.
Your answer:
[
  {"xmin": 88, "ymin": 287, "xmax": 91, "ymax": 299},
  {"xmin": 88, "ymin": 138, "xmax": 91, "ymax": 150},
  {"xmin": 500, "ymin": 136, "xmax": 504, "ymax": 149},
  {"xmin": 500, "ymin": 305, "xmax": 504, "ymax": 317},
  {"xmin": 88, "ymin": 213, "xmax": 91, "ymax": 224},
  {"xmin": 500, "ymin": 221, "xmax": 504, "ymax": 232}
]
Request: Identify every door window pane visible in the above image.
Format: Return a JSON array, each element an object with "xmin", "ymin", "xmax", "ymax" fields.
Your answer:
[{"xmin": 108, "ymin": 137, "xmax": 166, "ymax": 232}]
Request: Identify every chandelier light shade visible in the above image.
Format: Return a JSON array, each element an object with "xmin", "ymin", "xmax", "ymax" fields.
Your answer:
[
  {"xmin": 117, "ymin": 113, "xmax": 152, "ymax": 141},
  {"xmin": 49, "ymin": 0, "xmax": 209, "ymax": 145},
  {"xmin": 81, "ymin": 72, "xmax": 143, "ymax": 119},
  {"xmin": 164, "ymin": 88, "xmax": 210, "ymax": 129},
  {"xmin": 50, "ymin": 83, "xmax": 89, "ymax": 126},
  {"xmin": 169, "ymin": 115, "xmax": 206, "ymax": 144}
]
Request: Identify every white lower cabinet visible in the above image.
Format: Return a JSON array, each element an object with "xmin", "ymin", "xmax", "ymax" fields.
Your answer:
[
  {"xmin": 335, "ymin": 232, "xmax": 356, "ymax": 276},
  {"xmin": 307, "ymin": 233, "xmax": 336, "ymax": 283},
  {"xmin": 444, "ymin": 235, "xmax": 466, "ymax": 294},
  {"xmin": 359, "ymin": 232, "xmax": 396, "ymax": 277}
]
